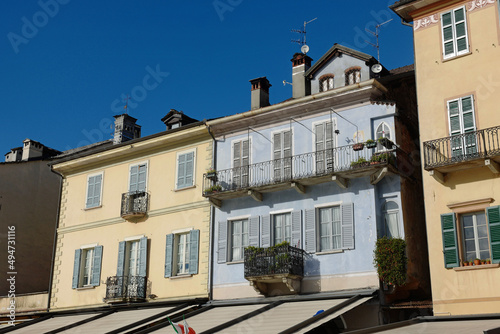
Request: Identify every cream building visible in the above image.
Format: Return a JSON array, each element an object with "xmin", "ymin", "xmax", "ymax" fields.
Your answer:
[
  {"xmin": 49, "ymin": 112, "xmax": 212, "ymax": 311},
  {"xmin": 391, "ymin": 0, "xmax": 500, "ymax": 316}
]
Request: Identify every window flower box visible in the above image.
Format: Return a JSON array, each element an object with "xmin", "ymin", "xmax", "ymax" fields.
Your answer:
[{"xmin": 352, "ymin": 143, "xmax": 364, "ymax": 151}]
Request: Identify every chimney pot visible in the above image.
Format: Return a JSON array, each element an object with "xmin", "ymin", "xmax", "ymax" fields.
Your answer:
[
  {"xmin": 291, "ymin": 53, "xmax": 312, "ymax": 99},
  {"xmin": 249, "ymin": 77, "xmax": 271, "ymax": 110}
]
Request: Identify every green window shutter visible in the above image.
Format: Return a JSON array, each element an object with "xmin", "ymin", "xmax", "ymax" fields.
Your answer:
[
  {"xmin": 341, "ymin": 203, "xmax": 354, "ymax": 250},
  {"xmin": 217, "ymin": 221, "xmax": 227, "ymax": 263},
  {"xmin": 164, "ymin": 234, "xmax": 174, "ymax": 277},
  {"xmin": 189, "ymin": 230, "xmax": 200, "ymax": 275},
  {"xmin": 138, "ymin": 237, "xmax": 148, "ymax": 277},
  {"xmin": 291, "ymin": 211, "xmax": 302, "ymax": 248},
  {"xmin": 441, "ymin": 213, "xmax": 459, "ymax": 268},
  {"xmin": 72, "ymin": 249, "xmax": 82, "ymax": 289},
  {"xmin": 304, "ymin": 209, "xmax": 316, "ymax": 253},
  {"xmin": 487, "ymin": 206, "xmax": 500, "ymax": 264},
  {"xmin": 91, "ymin": 246, "xmax": 103, "ymax": 286},
  {"xmin": 261, "ymin": 215, "xmax": 271, "ymax": 248},
  {"xmin": 248, "ymin": 216, "xmax": 260, "ymax": 247},
  {"xmin": 116, "ymin": 241, "xmax": 126, "ymax": 276}
]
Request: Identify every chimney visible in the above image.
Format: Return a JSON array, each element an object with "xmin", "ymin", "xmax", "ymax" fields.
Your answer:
[
  {"xmin": 21, "ymin": 139, "xmax": 43, "ymax": 161},
  {"xmin": 291, "ymin": 53, "xmax": 312, "ymax": 99},
  {"xmin": 113, "ymin": 114, "xmax": 141, "ymax": 144},
  {"xmin": 249, "ymin": 77, "xmax": 271, "ymax": 110}
]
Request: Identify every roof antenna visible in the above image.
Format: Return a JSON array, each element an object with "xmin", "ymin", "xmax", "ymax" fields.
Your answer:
[
  {"xmin": 365, "ymin": 19, "xmax": 393, "ymax": 63},
  {"xmin": 291, "ymin": 18, "xmax": 317, "ymax": 54},
  {"xmin": 123, "ymin": 94, "xmax": 131, "ymax": 114}
]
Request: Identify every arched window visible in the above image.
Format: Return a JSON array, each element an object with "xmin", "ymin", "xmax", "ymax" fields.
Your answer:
[
  {"xmin": 376, "ymin": 122, "xmax": 391, "ymax": 151},
  {"xmin": 345, "ymin": 67, "xmax": 361, "ymax": 86},
  {"xmin": 383, "ymin": 201, "xmax": 400, "ymax": 238},
  {"xmin": 319, "ymin": 74, "xmax": 334, "ymax": 92}
]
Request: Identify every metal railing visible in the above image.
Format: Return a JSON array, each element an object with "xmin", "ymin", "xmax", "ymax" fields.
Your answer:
[
  {"xmin": 244, "ymin": 244, "xmax": 306, "ymax": 278},
  {"xmin": 423, "ymin": 125, "xmax": 500, "ymax": 169},
  {"xmin": 121, "ymin": 191, "xmax": 149, "ymax": 217},
  {"xmin": 203, "ymin": 143, "xmax": 397, "ymax": 195},
  {"xmin": 104, "ymin": 275, "xmax": 147, "ymax": 301}
]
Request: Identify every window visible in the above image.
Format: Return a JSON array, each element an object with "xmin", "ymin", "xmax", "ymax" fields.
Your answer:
[
  {"xmin": 85, "ymin": 173, "xmax": 103, "ymax": 208},
  {"xmin": 273, "ymin": 130, "xmax": 292, "ymax": 181},
  {"xmin": 376, "ymin": 122, "xmax": 391, "ymax": 151},
  {"xmin": 274, "ymin": 213, "xmax": 292, "ymax": 245},
  {"xmin": 441, "ymin": 6, "xmax": 469, "ymax": 59},
  {"xmin": 345, "ymin": 68, "xmax": 361, "ymax": 86},
  {"xmin": 176, "ymin": 150, "xmax": 195, "ymax": 189},
  {"xmin": 217, "ymin": 217, "xmax": 259, "ymax": 263},
  {"xmin": 232, "ymin": 140, "xmax": 250, "ymax": 188},
  {"xmin": 72, "ymin": 245, "xmax": 103, "ymax": 289},
  {"xmin": 129, "ymin": 163, "xmax": 147, "ymax": 192},
  {"xmin": 448, "ymin": 95, "xmax": 476, "ymax": 157},
  {"xmin": 261, "ymin": 211, "xmax": 301, "ymax": 248},
  {"xmin": 304, "ymin": 203, "xmax": 354, "ymax": 253},
  {"xmin": 383, "ymin": 201, "xmax": 400, "ymax": 238},
  {"xmin": 315, "ymin": 121, "xmax": 335, "ymax": 174},
  {"xmin": 230, "ymin": 219, "xmax": 249, "ymax": 261},
  {"xmin": 441, "ymin": 206, "xmax": 500, "ymax": 268},
  {"xmin": 165, "ymin": 230, "xmax": 199, "ymax": 277},
  {"xmin": 319, "ymin": 74, "xmax": 334, "ymax": 92},
  {"xmin": 117, "ymin": 237, "xmax": 147, "ymax": 278}
]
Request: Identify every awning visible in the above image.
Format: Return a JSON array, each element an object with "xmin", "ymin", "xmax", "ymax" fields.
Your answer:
[{"xmin": 3, "ymin": 312, "xmax": 102, "ymax": 333}]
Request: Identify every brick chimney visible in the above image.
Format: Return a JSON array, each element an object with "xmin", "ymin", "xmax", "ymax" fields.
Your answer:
[
  {"xmin": 249, "ymin": 77, "xmax": 271, "ymax": 110},
  {"xmin": 113, "ymin": 114, "xmax": 141, "ymax": 144},
  {"xmin": 291, "ymin": 53, "xmax": 312, "ymax": 99}
]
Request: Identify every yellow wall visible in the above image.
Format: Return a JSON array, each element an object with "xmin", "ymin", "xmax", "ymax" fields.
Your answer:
[
  {"xmin": 413, "ymin": 1, "xmax": 500, "ymax": 315},
  {"xmin": 50, "ymin": 128, "xmax": 212, "ymax": 311}
]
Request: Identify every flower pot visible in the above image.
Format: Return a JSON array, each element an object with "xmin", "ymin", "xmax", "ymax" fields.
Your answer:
[
  {"xmin": 353, "ymin": 143, "xmax": 364, "ymax": 151},
  {"xmin": 378, "ymin": 138, "xmax": 394, "ymax": 149},
  {"xmin": 366, "ymin": 142, "xmax": 377, "ymax": 149},
  {"xmin": 474, "ymin": 259, "xmax": 481, "ymax": 266},
  {"xmin": 206, "ymin": 172, "xmax": 217, "ymax": 180}
]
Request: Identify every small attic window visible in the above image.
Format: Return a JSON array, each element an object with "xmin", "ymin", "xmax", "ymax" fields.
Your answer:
[
  {"xmin": 345, "ymin": 67, "xmax": 361, "ymax": 86},
  {"xmin": 171, "ymin": 123, "xmax": 180, "ymax": 129},
  {"xmin": 319, "ymin": 74, "xmax": 334, "ymax": 92}
]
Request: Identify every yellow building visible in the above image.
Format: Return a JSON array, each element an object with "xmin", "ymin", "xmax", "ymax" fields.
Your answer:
[
  {"xmin": 49, "ymin": 112, "xmax": 212, "ymax": 311},
  {"xmin": 391, "ymin": 0, "xmax": 500, "ymax": 316}
]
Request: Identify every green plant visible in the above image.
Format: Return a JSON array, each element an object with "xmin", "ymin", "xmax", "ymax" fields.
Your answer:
[
  {"xmin": 206, "ymin": 167, "xmax": 216, "ymax": 174},
  {"xmin": 205, "ymin": 184, "xmax": 222, "ymax": 192},
  {"xmin": 374, "ymin": 237, "xmax": 407, "ymax": 287},
  {"xmin": 350, "ymin": 157, "xmax": 368, "ymax": 167},
  {"xmin": 366, "ymin": 139, "xmax": 375, "ymax": 144}
]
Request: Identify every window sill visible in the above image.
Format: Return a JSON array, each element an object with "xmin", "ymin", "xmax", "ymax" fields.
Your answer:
[
  {"xmin": 453, "ymin": 263, "xmax": 499, "ymax": 271},
  {"xmin": 316, "ymin": 249, "xmax": 344, "ymax": 255},
  {"xmin": 442, "ymin": 50, "xmax": 472, "ymax": 63},
  {"xmin": 76, "ymin": 285, "xmax": 96, "ymax": 290},
  {"xmin": 84, "ymin": 205, "xmax": 102, "ymax": 211},
  {"xmin": 227, "ymin": 260, "xmax": 244, "ymax": 265},
  {"xmin": 169, "ymin": 274, "xmax": 193, "ymax": 279},
  {"xmin": 174, "ymin": 185, "xmax": 196, "ymax": 192}
]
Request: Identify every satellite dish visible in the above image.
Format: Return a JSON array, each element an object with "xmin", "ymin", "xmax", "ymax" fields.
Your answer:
[
  {"xmin": 371, "ymin": 64, "xmax": 383, "ymax": 74},
  {"xmin": 301, "ymin": 44, "xmax": 310, "ymax": 54}
]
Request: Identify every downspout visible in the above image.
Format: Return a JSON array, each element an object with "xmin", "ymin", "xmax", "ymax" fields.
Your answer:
[
  {"xmin": 401, "ymin": 18, "xmax": 413, "ymax": 27},
  {"xmin": 47, "ymin": 165, "xmax": 63, "ymax": 312},
  {"xmin": 205, "ymin": 121, "xmax": 217, "ymax": 301}
]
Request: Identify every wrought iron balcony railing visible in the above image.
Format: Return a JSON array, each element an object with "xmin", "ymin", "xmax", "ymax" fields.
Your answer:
[
  {"xmin": 244, "ymin": 244, "xmax": 306, "ymax": 278},
  {"xmin": 423, "ymin": 125, "xmax": 500, "ymax": 169},
  {"xmin": 203, "ymin": 142, "xmax": 398, "ymax": 196},
  {"xmin": 104, "ymin": 275, "xmax": 147, "ymax": 302},
  {"xmin": 121, "ymin": 191, "xmax": 149, "ymax": 219}
]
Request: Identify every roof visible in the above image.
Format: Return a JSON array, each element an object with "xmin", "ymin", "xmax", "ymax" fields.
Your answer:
[
  {"xmin": 389, "ymin": 64, "xmax": 415, "ymax": 75},
  {"xmin": 389, "ymin": 0, "xmax": 441, "ymax": 22},
  {"xmin": 306, "ymin": 43, "xmax": 377, "ymax": 78}
]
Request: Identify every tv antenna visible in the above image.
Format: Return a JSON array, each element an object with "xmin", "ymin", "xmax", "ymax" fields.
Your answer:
[
  {"xmin": 291, "ymin": 18, "xmax": 317, "ymax": 53},
  {"xmin": 365, "ymin": 19, "xmax": 393, "ymax": 62}
]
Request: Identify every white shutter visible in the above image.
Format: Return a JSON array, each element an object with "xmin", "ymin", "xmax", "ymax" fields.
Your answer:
[
  {"xmin": 341, "ymin": 203, "xmax": 354, "ymax": 249},
  {"xmin": 217, "ymin": 221, "xmax": 227, "ymax": 263},
  {"xmin": 291, "ymin": 211, "xmax": 302, "ymax": 248},
  {"xmin": 249, "ymin": 216, "xmax": 260, "ymax": 247},
  {"xmin": 261, "ymin": 215, "xmax": 271, "ymax": 248},
  {"xmin": 304, "ymin": 209, "xmax": 316, "ymax": 253}
]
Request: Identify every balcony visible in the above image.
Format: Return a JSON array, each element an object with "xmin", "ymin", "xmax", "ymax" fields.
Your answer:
[
  {"xmin": 121, "ymin": 191, "xmax": 149, "ymax": 220},
  {"xmin": 423, "ymin": 125, "xmax": 500, "ymax": 183},
  {"xmin": 203, "ymin": 142, "xmax": 406, "ymax": 204},
  {"xmin": 244, "ymin": 244, "xmax": 306, "ymax": 296},
  {"xmin": 104, "ymin": 275, "xmax": 148, "ymax": 303}
]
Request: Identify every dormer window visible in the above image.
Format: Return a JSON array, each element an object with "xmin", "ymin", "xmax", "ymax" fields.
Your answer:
[
  {"xmin": 319, "ymin": 74, "xmax": 334, "ymax": 92},
  {"xmin": 345, "ymin": 67, "xmax": 361, "ymax": 86}
]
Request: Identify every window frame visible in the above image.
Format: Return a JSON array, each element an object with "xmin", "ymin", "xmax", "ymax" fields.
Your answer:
[
  {"xmin": 273, "ymin": 212, "xmax": 292, "ymax": 246},
  {"xmin": 118, "ymin": 235, "xmax": 148, "ymax": 278},
  {"xmin": 231, "ymin": 138, "xmax": 251, "ymax": 188},
  {"xmin": 271, "ymin": 128, "xmax": 293, "ymax": 182},
  {"xmin": 85, "ymin": 172, "xmax": 104, "ymax": 209},
  {"xmin": 72, "ymin": 243, "xmax": 102, "ymax": 289},
  {"xmin": 165, "ymin": 228, "xmax": 200, "ymax": 277},
  {"xmin": 229, "ymin": 218, "xmax": 250, "ymax": 262},
  {"xmin": 175, "ymin": 149, "xmax": 196, "ymax": 190},
  {"xmin": 313, "ymin": 119, "xmax": 337, "ymax": 174},
  {"xmin": 383, "ymin": 200, "xmax": 401, "ymax": 238},
  {"xmin": 175, "ymin": 232, "xmax": 191, "ymax": 275},
  {"xmin": 319, "ymin": 74, "xmax": 334, "ymax": 92},
  {"xmin": 375, "ymin": 122, "xmax": 392, "ymax": 152},
  {"xmin": 441, "ymin": 6, "xmax": 469, "ymax": 60},
  {"xmin": 128, "ymin": 161, "xmax": 149, "ymax": 193},
  {"xmin": 459, "ymin": 211, "xmax": 490, "ymax": 262},
  {"xmin": 317, "ymin": 205, "xmax": 342, "ymax": 252},
  {"xmin": 345, "ymin": 67, "xmax": 361, "ymax": 86}
]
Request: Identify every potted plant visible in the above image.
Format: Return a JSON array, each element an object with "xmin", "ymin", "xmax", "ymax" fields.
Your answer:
[
  {"xmin": 350, "ymin": 157, "xmax": 369, "ymax": 168},
  {"xmin": 352, "ymin": 142, "xmax": 364, "ymax": 151},
  {"xmin": 474, "ymin": 258, "xmax": 481, "ymax": 266},
  {"xmin": 365, "ymin": 139, "xmax": 377, "ymax": 149},
  {"xmin": 205, "ymin": 184, "xmax": 222, "ymax": 193},
  {"xmin": 462, "ymin": 260, "xmax": 469, "ymax": 266},
  {"xmin": 373, "ymin": 237, "xmax": 407, "ymax": 287},
  {"xmin": 378, "ymin": 137, "xmax": 394, "ymax": 149},
  {"xmin": 487, "ymin": 258, "xmax": 491, "ymax": 264},
  {"xmin": 206, "ymin": 168, "xmax": 217, "ymax": 180}
]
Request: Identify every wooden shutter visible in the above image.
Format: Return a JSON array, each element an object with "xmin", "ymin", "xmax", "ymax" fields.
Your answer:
[
  {"xmin": 86, "ymin": 175, "xmax": 102, "ymax": 208},
  {"xmin": 72, "ymin": 249, "xmax": 82, "ymax": 289},
  {"xmin": 441, "ymin": 213, "xmax": 459, "ymax": 268},
  {"xmin": 91, "ymin": 245, "xmax": 103, "ymax": 286},
  {"xmin": 487, "ymin": 206, "xmax": 500, "ymax": 264},
  {"xmin": 129, "ymin": 165, "xmax": 138, "ymax": 192},
  {"xmin": 249, "ymin": 216, "xmax": 260, "ymax": 247},
  {"xmin": 283, "ymin": 130, "xmax": 292, "ymax": 179},
  {"xmin": 291, "ymin": 210, "xmax": 302, "ymax": 248},
  {"xmin": 273, "ymin": 133, "xmax": 282, "ymax": 180},
  {"xmin": 217, "ymin": 221, "xmax": 227, "ymax": 263},
  {"xmin": 233, "ymin": 142, "xmax": 241, "ymax": 187},
  {"xmin": 261, "ymin": 215, "xmax": 271, "ymax": 248},
  {"xmin": 177, "ymin": 152, "xmax": 194, "ymax": 189},
  {"xmin": 137, "ymin": 164, "xmax": 147, "ymax": 192},
  {"xmin": 138, "ymin": 237, "xmax": 148, "ymax": 277},
  {"xmin": 304, "ymin": 209, "xmax": 316, "ymax": 253},
  {"xmin": 341, "ymin": 203, "xmax": 354, "ymax": 249},
  {"xmin": 189, "ymin": 230, "xmax": 200, "ymax": 275},
  {"xmin": 164, "ymin": 234, "xmax": 174, "ymax": 277},
  {"xmin": 116, "ymin": 241, "xmax": 126, "ymax": 276}
]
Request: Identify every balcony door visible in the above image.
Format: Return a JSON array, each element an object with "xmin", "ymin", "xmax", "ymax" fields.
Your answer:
[
  {"xmin": 273, "ymin": 130, "xmax": 292, "ymax": 182},
  {"xmin": 448, "ymin": 96, "xmax": 477, "ymax": 158},
  {"xmin": 315, "ymin": 121, "xmax": 335, "ymax": 174},
  {"xmin": 233, "ymin": 139, "xmax": 249, "ymax": 189},
  {"xmin": 128, "ymin": 163, "xmax": 147, "ymax": 213}
]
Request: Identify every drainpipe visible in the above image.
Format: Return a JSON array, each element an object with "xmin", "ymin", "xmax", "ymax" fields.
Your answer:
[
  {"xmin": 47, "ymin": 165, "xmax": 63, "ymax": 312},
  {"xmin": 401, "ymin": 18, "xmax": 413, "ymax": 27}
]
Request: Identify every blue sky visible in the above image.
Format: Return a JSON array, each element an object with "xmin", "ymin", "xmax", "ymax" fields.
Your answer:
[{"xmin": 1, "ymin": 0, "xmax": 413, "ymax": 156}]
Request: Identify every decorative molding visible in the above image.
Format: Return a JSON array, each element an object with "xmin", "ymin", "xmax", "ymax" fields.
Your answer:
[
  {"xmin": 468, "ymin": 0, "xmax": 496, "ymax": 12},
  {"xmin": 447, "ymin": 197, "xmax": 494, "ymax": 213},
  {"xmin": 414, "ymin": 14, "xmax": 439, "ymax": 31}
]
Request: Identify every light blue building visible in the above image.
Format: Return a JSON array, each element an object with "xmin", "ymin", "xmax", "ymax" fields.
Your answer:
[{"xmin": 204, "ymin": 44, "xmax": 430, "ymax": 325}]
